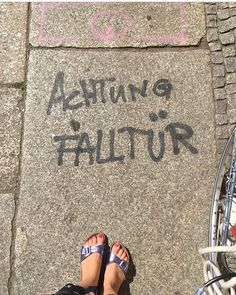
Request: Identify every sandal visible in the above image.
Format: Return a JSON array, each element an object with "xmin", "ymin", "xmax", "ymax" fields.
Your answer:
[
  {"xmin": 54, "ymin": 233, "xmax": 105, "ymax": 295},
  {"xmin": 107, "ymin": 242, "xmax": 129, "ymax": 277}
]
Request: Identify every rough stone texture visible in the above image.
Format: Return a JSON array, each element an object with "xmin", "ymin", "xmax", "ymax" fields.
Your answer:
[
  {"xmin": 216, "ymin": 139, "xmax": 228, "ymax": 154},
  {"xmin": 215, "ymin": 114, "xmax": 228, "ymax": 125},
  {"xmin": 213, "ymin": 76, "xmax": 226, "ymax": 88},
  {"xmin": 14, "ymin": 50, "xmax": 215, "ymax": 295},
  {"xmin": 219, "ymin": 16, "xmax": 236, "ymax": 32},
  {"xmin": 228, "ymin": 108, "xmax": 236, "ymax": 123},
  {"xmin": 0, "ymin": 88, "xmax": 22, "ymax": 192},
  {"xmin": 225, "ymin": 83, "xmax": 236, "ymax": 94},
  {"xmin": 218, "ymin": 3, "xmax": 229, "ymax": 9},
  {"xmin": 228, "ymin": 93, "xmax": 236, "ymax": 110},
  {"xmin": 211, "ymin": 51, "xmax": 223, "ymax": 64},
  {"xmin": 30, "ymin": 3, "xmax": 205, "ymax": 47},
  {"xmin": 230, "ymin": 7, "xmax": 236, "ymax": 15},
  {"xmin": 209, "ymin": 41, "xmax": 222, "ymax": 51},
  {"xmin": 229, "ymin": 3, "xmax": 236, "ymax": 9},
  {"xmin": 214, "ymin": 87, "xmax": 227, "ymax": 100},
  {"xmin": 226, "ymin": 72, "xmax": 236, "ymax": 84},
  {"xmin": 215, "ymin": 99, "xmax": 227, "ymax": 113},
  {"xmin": 207, "ymin": 15, "xmax": 217, "ymax": 28},
  {"xmin": 0, "ymin": 194, "xmax": 14, "ymax": 295},
  {"xmin": 212, "ymin": 64, "xmax": 225, "ymax": 77},
  {"xmin": 217, "ymin": 8, "xmax": 230, "ymax": 20},
  {"xmin": 222, "ymin": 45, "xmax": 236, "ymax": 57},
  {"xmin": 206, "ymin": 4, "xmax": 217, "ymax": 14},
  {"xmin": 0, "ymin": 3, "xmax": 28, "ymax": 84},
  {"xmin": 207, "ymin": 28, "xmax": 219, "ymax": 42},
  {"xmin": 219, "ymin": 31, "xmax": 235, "ymax": 44},
  {"xmin": 216, "ymin": 124, "xmax": 234, "ymax": 139},
  {"xmin": 225, "ymin": 57, "xmax": 236, "ymax": 72}
]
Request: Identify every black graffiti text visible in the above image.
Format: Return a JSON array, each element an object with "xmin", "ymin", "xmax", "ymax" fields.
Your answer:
[
  {"xmin": 53, "ymin": 122, "xmax": 198, "ymax": 168},
  {"xmin": 47, "ymin": 72, "xmax": 173, "ymax": 115}
]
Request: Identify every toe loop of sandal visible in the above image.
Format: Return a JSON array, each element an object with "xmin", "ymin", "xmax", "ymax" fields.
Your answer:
[
  {"xmin": 108, "ymin": 252, "xmax": 129, "ymax": 275},
  {"xmin": 81, "ymin": 245, "xmax": 104, "ymax": 261}
]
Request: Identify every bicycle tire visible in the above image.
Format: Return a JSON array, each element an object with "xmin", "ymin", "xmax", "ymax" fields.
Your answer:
[{"xmin": 209, "ymin": 127, "xmax": 236, "ymax": 274}]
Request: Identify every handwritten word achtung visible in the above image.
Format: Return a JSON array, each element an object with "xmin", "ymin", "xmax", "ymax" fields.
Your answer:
[{"xmin": 47, "ymin": 72, "xmax": 173, "ymax": 115}]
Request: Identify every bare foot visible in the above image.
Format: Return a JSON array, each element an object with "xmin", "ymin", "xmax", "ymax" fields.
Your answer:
[
  {"xmin": 103, "ymin": 242, "xmax": 129, "ymax": 295},
  {"xmin": 78, "ymin": 232, "xmax": 105, "ymax": 291}
]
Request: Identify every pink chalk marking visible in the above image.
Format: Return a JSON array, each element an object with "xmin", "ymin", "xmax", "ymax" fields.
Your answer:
[
  {"xmin": 87, "ymin": 9, "xmax": 134, "ymax": 41},
  {"xmin": 179, "ymin": 2, "xmax": 187, "ymax": 42},
  {"xmin": 37, "ymin": 3, "xmax": 187, "ymax": 44},
  {"xmin": 38, "ymin": 2, "xmax": 46, "ymax": 42}
]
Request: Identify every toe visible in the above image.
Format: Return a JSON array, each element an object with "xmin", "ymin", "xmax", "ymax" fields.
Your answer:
[
  {"xmin": 117, "ymin": 248, "xmax": 124, "ymax": 258},
  {"xmin": 112, "ymin": 242, "xmax": 120, "ymax": 255},
  {"xmin": 120, "ymin": 251, "xmax": 127, "ymax": 260},
  {"xmin": 91, "ymin": 236, "xmax": 96, "ymax": 246},
  {"xmin": 97, "ymin": 232, "xmax": 105, "ymax": 245},
  {"xmin": 87, "ymin": 238, "xmax": 92, "ymax": 246},
  {"xmin": 85, "ymin": 237, "xmax": 90, "ymax": 246}
]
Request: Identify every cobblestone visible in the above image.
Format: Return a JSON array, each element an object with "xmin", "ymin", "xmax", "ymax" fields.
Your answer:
[
  {"xmin": 207, "ymin": 4, "xmax": 236, "ymax": 136},
  {"xmin": 215, "ymin": 99, "xmax": 227, "ymax": 113},
  {"xmin": 228, "ymin": 93, "xmax": 236, "ymax": 109},
  {"xmin": 218, "ymin": 16, "xmax": 236, "ymax": 33},
  {"xmin": 214, "ymin": 87, "xmax": 227, "ymax": 100},
  {"xmin": 218, "ymin": 3, "xmax": 229, "ymax": 9},
  {"xmin": 215, "ymin": 114, "xmax": 228, "ymax": 125},
  {"xmin": 216, "ymin": 124, "xmax": 234, "ymax": 139},
  {"xmin": 206, "ymin": 4, "xmax": 217, "ymax": 14},
  {"xmin": 230, "ymin": 7, "xmax": 236, "ymax": 16},
  {"xmin": 228, "ymin": 108, "xmax": 236, "ymax": 123},
  {"xmin": 225, "ymin": 83, "xmax": 236, "ymax": 94},
  {"xmin": 225, "ymin": 57, "xmax": 236, "ymax": 72},
  {"xmin": 207, "ymin": 15, "xmax": 217, "ymax": 27},
  {"xmin": 213, "ymin": 76, "xmax": 226, "ymax": 88},
  {"xmin": 212, "ymin": 64, "xmax": 225, "ymax": 76},
  {"xmin": 219, "ymin": 31, "xmax": 234, "ymax": 44},
  {"xmin": 222, "ymin": 45, "xmax": 236, "ymax": 57},
  {"xmin": 207, "ymin": 28, "xmax": 219, "ymax": 42},
  {"xmin": 226, "ymin": 72, "xmax": 236, "ymax": 84},
  {"xmin": 209, "ymin": 41, "xmax": 222, "ymax": 51},
  {"xmin": 217, "ymin": 9, "xmax": 230, "ymax": 21},
  {"xmin": 211, "ymin": 51, "xmax": 224, "ymax": 64}
]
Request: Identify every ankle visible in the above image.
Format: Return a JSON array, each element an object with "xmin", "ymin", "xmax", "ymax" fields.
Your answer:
[
  {"xmin": 103, "ymin": 284, "xmax": 117, "ymax": 295},
  {"xmin": 77, "ymin": 279, "xmax": 91, "ymax": 289}
]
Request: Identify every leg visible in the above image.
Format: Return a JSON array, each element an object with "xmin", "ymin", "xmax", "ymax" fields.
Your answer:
[{"xmin": 103, "ymin": 242, "xmax": 129, "ymax": 295}]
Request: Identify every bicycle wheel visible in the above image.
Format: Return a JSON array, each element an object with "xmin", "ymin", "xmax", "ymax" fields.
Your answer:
[{"xmin": 209, "ymin": 127, "xmax": 236, "ymax": 274}]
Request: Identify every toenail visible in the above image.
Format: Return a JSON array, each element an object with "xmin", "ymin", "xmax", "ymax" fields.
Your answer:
[
  {"xmin": 99, "ymin": 233, "xmax": 103, "ymax": 238},
  {"xmin": 115, "ymin": 242, "xmax": 119, "ymax": 247}
]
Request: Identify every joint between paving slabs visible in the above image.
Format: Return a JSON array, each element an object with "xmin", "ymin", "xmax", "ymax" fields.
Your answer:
[
  {"xmin": 0, "ymin": 82, "xmax": 26, "ymax": 91},
  {"xmin": 7, "ymin": 3, "xmax": 31, "ymax": 295},
  {"xmin": 29, "ymin": 37, "xmax": 208, "ymax": 52}
]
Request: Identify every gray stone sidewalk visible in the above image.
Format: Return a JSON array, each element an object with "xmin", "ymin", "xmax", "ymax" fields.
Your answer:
[{"xmin": 1, "ymin": 2, "xmax": 235, "ymax": 295}]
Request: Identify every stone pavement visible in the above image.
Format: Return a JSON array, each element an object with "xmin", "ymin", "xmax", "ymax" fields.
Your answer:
[{"xmin": 1, "ymin": 3, "xmax": 235, "ymax": 295}]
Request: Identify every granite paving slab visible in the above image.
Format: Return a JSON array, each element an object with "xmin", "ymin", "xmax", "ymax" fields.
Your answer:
[
  {"xmin": 0, "ymin": 88, "xmax": 22, "ymax": 192},
  {"xmin": 0, "ymin": 194, "xmax": 14, "ymax": 295},
  {"xmin": 0, "ymin": 3, "xmax": 28, "ymax": 84},
  {"xmin": 30, "ymin": 3, "xmax": 205, "ymax": 47},
  {"xmin": 14, "ymin": 49, "xmax": 215, "ymax": 295}
]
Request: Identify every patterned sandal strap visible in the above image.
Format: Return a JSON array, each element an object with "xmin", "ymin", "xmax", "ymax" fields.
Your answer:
[
  {"xmin": 54, "ymin": 284, "xmax": 97, "ymax": 295},
  {"xmin": 81, "ymin": 244, "xmax": 104, "ymax": 261},
  {"xmin": 108, "ymin": 252, "xmax": 129, "ymax": 275}
]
